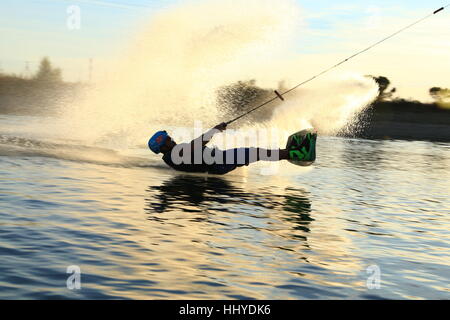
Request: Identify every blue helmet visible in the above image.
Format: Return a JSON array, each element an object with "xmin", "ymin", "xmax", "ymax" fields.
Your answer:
[{"xmin": 148, "ymin": 131, "xmax": 168, "ymax": 154}]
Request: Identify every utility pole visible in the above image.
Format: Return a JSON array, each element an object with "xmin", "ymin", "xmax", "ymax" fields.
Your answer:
[
  {"xmin": 88, "ymin": 58, "xmax": 93, "ymax": 83},
  {"xmin": 24, "ymin": 61, "xmax": 31, "ymax": 78}
]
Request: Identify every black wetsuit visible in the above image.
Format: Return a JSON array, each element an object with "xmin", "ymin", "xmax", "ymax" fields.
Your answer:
[{"xmin": 162, "ymin": 143, "xmax": 265, "ymax": 175}]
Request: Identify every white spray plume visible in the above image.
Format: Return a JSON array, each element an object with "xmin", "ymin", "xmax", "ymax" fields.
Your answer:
[{"xmin": 61, "ymin": 0, "xmax": 378, "ymax": 149}]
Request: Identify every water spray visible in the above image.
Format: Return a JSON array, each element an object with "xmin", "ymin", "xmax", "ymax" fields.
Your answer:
[{"xmin": 226, "ymin": 4, "xmax": 449, "ymax": 125}]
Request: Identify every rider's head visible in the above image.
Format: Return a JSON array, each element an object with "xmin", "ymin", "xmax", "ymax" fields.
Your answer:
[{"xmin": 148, "ymin": 131, "xmax": 176, "ymax": 155}]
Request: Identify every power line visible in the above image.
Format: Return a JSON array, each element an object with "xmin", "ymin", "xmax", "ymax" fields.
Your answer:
[{"xmin": 55, "ymin": 0, "xmax": 157, "ymax": 10}]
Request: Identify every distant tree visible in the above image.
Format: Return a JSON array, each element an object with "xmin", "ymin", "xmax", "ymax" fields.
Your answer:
[
  {"xmin": 33, "ymin": 57, "xmax": 62, "ymax": 83},
  {"xmin": 369, "ymin": 75, "xmax": 396, "ymax": 101},
  {"xmin": 430, "ymin": 87, "xmax": 450, "ymax": 102},
  {"xmin": 430, "ymin": 87, "xmax": 450, "ymax": 109}
]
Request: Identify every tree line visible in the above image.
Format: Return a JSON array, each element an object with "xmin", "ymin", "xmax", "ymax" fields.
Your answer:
[
  {"xmin": 0, "ymin": 57, "xmax": 63, "ymax": 85},
  {"xmin": 371, "ymin": 75, "xmax": 449, "ymax": 106}
]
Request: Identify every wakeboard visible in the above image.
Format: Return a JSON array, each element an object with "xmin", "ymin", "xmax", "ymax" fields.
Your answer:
[{"xmin": 286, "ymin": 129, "xmax": 317, "ymax": 167}]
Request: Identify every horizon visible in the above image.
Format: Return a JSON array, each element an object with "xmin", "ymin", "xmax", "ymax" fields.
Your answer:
[{"xmin": 1, "ymin": 0, "xmax": 449, "ymax": 101}]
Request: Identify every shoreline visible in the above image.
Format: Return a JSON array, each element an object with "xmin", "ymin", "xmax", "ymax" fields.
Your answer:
[
  {"xmin": 1, "ymin": 87, "xmax": 449, "ymax": 143},
  {"xmin": 349, "ymin": 121, "xmax": 450, "ymax": 143}
]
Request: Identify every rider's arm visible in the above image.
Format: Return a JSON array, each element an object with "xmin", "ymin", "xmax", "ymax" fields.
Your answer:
[{"xmin": 190, "ymin": 122, "xmax": 227, "ymax": 150}]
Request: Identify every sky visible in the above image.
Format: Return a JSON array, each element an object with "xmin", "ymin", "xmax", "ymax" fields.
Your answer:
[{"xmin": 0, "ymin": 0, "xmax": 449, "ymax": 100}]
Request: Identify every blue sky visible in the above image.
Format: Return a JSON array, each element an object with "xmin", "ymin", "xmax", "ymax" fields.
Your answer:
[{"xmin": 0, "ymin": 0, "xmax": 448, "ymax": 99}]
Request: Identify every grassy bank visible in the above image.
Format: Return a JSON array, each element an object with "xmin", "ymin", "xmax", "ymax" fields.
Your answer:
[{"xmin": 353, "ymin": 99, "xmax": 450, "ymax": 142}]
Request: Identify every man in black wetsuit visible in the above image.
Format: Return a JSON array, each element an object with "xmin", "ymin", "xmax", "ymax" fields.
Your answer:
[{"xmin": 148, "ymin": 123, "xmax": 316, "ymax": 175}]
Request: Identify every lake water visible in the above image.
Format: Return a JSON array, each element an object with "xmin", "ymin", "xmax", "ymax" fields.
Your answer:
[{"xmin": 0, "ymin": 115, "xmax": 449, "ymax": 299}]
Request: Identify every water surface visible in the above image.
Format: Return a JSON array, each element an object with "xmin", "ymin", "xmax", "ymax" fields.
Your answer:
[{"xmin": 0, "ymin": 116, "xmax": 449, "ymax": 299}]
